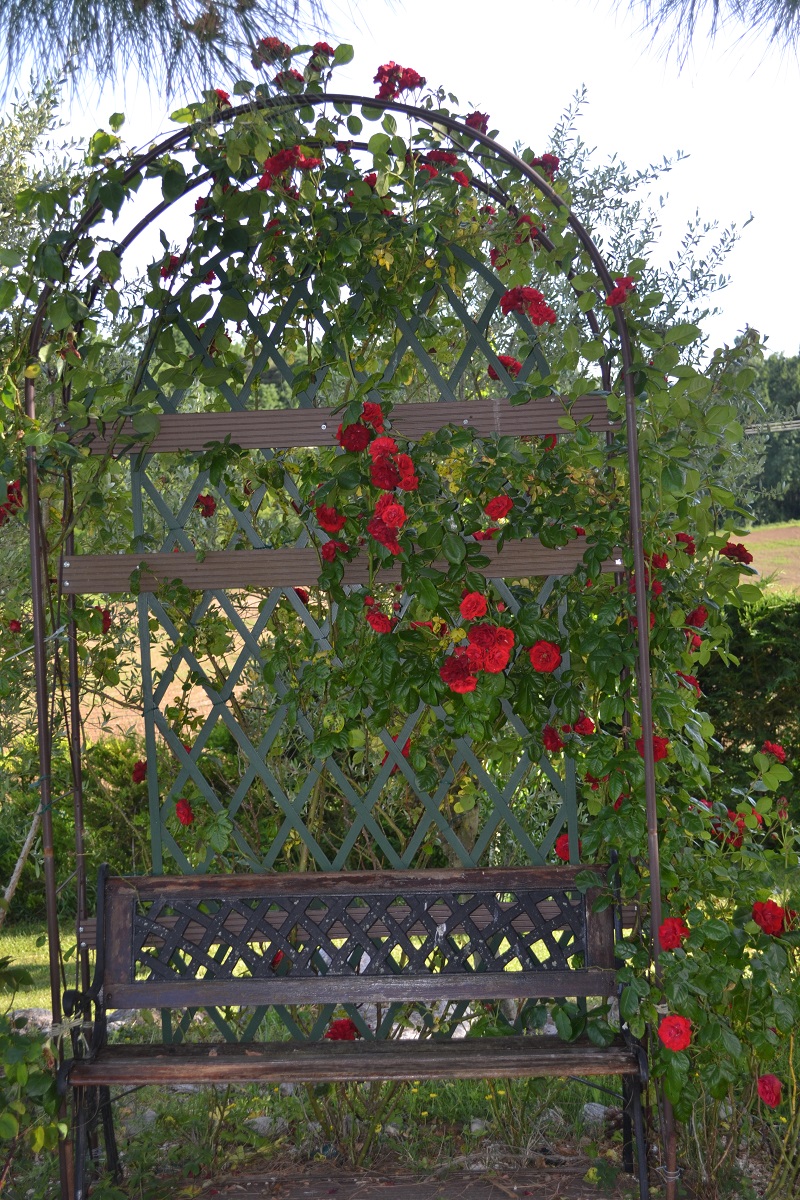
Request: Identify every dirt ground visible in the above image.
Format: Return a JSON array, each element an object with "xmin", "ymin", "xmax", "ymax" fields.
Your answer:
[
  {"xmin": 198, "ymin": 1163, "xmax": 642, "ymax": 1199},
  {"xmin": 746, "ymin": 523, "xmax": 800, "ymax": 593}
]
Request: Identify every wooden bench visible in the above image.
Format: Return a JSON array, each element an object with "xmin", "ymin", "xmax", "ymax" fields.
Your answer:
[{"xmin": 62, "ymin": 865, "xmax": 649, "ymax": 1198}]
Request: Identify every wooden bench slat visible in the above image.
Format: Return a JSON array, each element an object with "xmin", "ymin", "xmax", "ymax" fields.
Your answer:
[
  {"xmin": 69, "ymin": 1035, "xmax": 640, "ymax": 1086},
  {"xmin": 105, "ymin": 969, "xmax": 617, "ymax": 1011}
]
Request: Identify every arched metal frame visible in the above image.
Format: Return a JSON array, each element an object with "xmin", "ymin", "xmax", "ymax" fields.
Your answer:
[{"xmin": 23, "ymin": 87, "xmax": 667, "ymax": 1192}]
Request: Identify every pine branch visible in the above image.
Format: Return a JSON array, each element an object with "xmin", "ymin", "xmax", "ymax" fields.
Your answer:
[
  {"xmin": 622, "ymin": 0, "xmax": 800, "ymax": 62},
  {"xmin": 0, "ymin": 0, "xmax": 328, "ymax": 98}
]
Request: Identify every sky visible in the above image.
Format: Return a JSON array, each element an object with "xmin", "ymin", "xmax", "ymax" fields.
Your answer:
[{"xmin": 61, "ymin": 0, "xmax": 800, "ymax": 356}]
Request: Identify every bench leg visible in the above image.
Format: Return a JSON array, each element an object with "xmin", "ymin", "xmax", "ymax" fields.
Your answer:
[
  {"xmin": 73, "ymin": 1088, "xmax": 89, "ymax": 1200},
  {"xmin": 99, "ymin": 1086, "xmax": 121, "ymax": 1182},
  {"xmin": 622, "ymin": 1077, "xmax": 634, "ymax": 1175},
  {"xmin": 628, "ymin": 1076, "xmax": 649, "ymax": 1200}
]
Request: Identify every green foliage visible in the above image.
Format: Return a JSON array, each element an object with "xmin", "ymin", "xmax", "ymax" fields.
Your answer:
[
  {"xmin": 751, "ymin": 352, "xmax": 800, "ymax": 523},
  {"xmin": 700, "ymin": 593, "xmax": 800, "ymax": 821}
]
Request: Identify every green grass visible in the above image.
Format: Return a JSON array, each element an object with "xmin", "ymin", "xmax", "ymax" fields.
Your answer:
[{"xmin": 0, "ymin": 922, "xmax": 73, "ymax": 1010}]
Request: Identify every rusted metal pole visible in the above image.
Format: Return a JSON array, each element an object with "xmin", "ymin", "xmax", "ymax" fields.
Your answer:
[{"xmin": 25, "ymin": 376, "xmax": 72, "ymax": 1199}]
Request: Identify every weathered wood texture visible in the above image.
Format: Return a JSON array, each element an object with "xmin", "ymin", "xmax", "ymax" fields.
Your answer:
[
  {"xmin": 98, "ymin": 867, "xmax": 617, "ymax": 1010},
  {"xmin": 69, "ymin": 1035, "xmax": 640, "ymax": 1086},
  {"xmin": 72, "ymin": 395, "xmax": 617, "ymax": 456},
  {"xmin": 60, "ymin": 538, "xmax": 622, "ymax": 595}
]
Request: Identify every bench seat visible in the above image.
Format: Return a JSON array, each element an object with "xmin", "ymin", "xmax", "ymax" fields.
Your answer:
[{"xmin": 68, "ymin": 1034, "xmax": 642, "ymax": 1087}]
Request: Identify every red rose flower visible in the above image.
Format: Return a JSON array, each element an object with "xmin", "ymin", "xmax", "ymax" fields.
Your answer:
[
  {"xmin": 460, "ymin": 592, "xmax": 488, "ymax": 620},
  {"xmin": 452, "ymin": 170, "xmax": 470, "ymax": 187},
  {"xmin": 381, "ymin": 736, "xmax": 411, "ymax": 775},
  {"xmin": 573, "ymin": 526, "xmax": 586, "ymax": 537},
  {"xmin": 311, "ymin": 41, "xmax": 335, "ymax": 58},
  {"xmin": 418, "ymin": 164, "xmax": 438, "ymax": 180},
  {"xmin": 761, "ymin": 741, "xmax": 786, "ymax": 764},
  {"xmin": 651, "ymin": 579, "xmax": 664, "ymax": 597},
  {"xmin": 685, "ymin": 605, "xmax": 708, "ymax": 628},
  {"xmin": 686, "ymin": 632, "xmax": 702, "ymax": 651},
  {"xmin": 395, "ymin": 453, "xmax": 419, "ymax": 491},
  {"xmin": 528, "ymin": 641, "xmax": 562, "ymax": 673},
  {"xmin": 367, "ymin": 516, "xmax": 401, "ymax": 556},
  {"xmin": 472, "ymin": 528, "xmax": 499, "ymax": 541},
  {"xmin": 366, "ymin": 610, "xmax": 394, "ymax": 634},
  {"xmin": 604, "ymin": 276, "xmax": 636, "ymax": 307},
  {"xmin": 500, "ymin": 286, "xmax": 556, "ymax": 326},
  {"xmin": 274, "ymin": 68, "xmax": 305, "ymax": 89},
  {"xmin": 175, "ymin": 798, "xmax": 195, "ymax": 826},
  {"xmin": 554, "ymin": 833, "xmax": 580, "ymax": 861},
  {"xmin": 160, "ymin": 254, "xmax": 180, "ymax": 278},
  {"xmin": 542, "ymin": 725, "xmax": 564, "ymax": 752},
  {"xmin": 194, "ymin": 493, "xmax": 217, "ymax": 518},
  {"xmin": 360, "ymin": 402, "xmax": 384, "ymax": 432},
  {"xmin": 757, "ymin": 1074, "xmax": 783, "ymax": 1109},
  {"xmin": 651, "ymin": 551, "xmax": 669, "ymax": 569},
  {"xmin": 95, "ymin": 606, "xmax": 112, "ymax": 635},
  {"xmin": 573, "ymin": 715, "xmax": 595, "ymax": 736},
  {"xmin": 515, "ymin": 214, "xmax": 539, "ymax": 243},
  {"xmin": 542, "ymin": 434, "xmax": 557, "ymax": 451},
  {"xmin": 7, "ymin": 619, "xmax": 21, "ymax": 633},
  {"xmin": 484, "ymin": 495, "xmax": 513, "ymax": 520},
  {"xmin": 676, "ymin": 671, "xmax": 701, "ymax": 697},
  {"xmin": 659, "ymin": 917, "xmax": 690, "ymax": 950},
  {"xmin": 487, "ymin": 354, "xmax": 522, "ymax": 380},
  {"xmin": 271, "ymin": 949, "xmax": 285, "ymax": 969},
  {"xmin": 214, "ymin": 88, "xmax": 230, "ymax": 104},
  {"xmin": 315, "ymin": 504, "xmax": 347, "ymax": 533},
  {"xmin": 321, "ymin": 540, "xmax": 348, "ymax": 562},
  {"xmin": 294, "ymin": 588, "xmax": 310, "ymax": 604},
  {"xmin": 483, "ymin": 644, "xmax": 512, "ymax": 673},
  {"xmin": 369, "ymin": 434, "xmax": 398, "ymax": 458},
  {"xmin": 440, "ymin": 652, "xmax": 478, "ymax": 694},
  {"xmin": 657, "ymin": 1015, "xmax": 692, "ymax": 1052},
  {"xmin": 464, "ymin": 111, "xmax": 489, "ymax": 133},
  {"xmin": 336, "ymin": 422, "xmax": 372, "ymax": 452},
  {"xmin": 719, "ymin": 541, "xmax": 753, "ymax": 565},
  {"xmin": 369, "ymin": 455, "xmax": 401, "ymax": 491},
  {"xmin": 375, "ymin": 494, "xmax": 407, "ymax": 529},
  {"xmin": 131, "ymin": 760, "xmax": 147, "ymax": 784},
  {"xmin": 532, "ymin": 152, "xmax": 559, "ymax": 178},
  {"xmin": 675, "ymin": 532, "xmax": 696, "ymax": 556},
  {"xmin": 635, "ymin": 734, "xmax": 670, "ymax": 762},
  {"xmin": 324, "ymin": 1017, "xmax": 360, "ymax": 1041},
  {"xmin": 425, "ymin": 150, "xmax": 459, "ymax": 166},
  {"xmin": 752, "ymin": 899, "xmax": 786, "ymax": 936}
]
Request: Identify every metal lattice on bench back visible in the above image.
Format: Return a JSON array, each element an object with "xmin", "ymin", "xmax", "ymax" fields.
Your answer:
[{"xmin": 101, "ymin": 866, "xmax": 615, "ymax": 1012}]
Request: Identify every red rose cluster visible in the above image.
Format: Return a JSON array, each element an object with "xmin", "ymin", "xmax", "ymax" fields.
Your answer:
[
  {"xmin": 367, "ymin": 436, "xmax": 419, "ymax": 493},
  {"xmin": 542, "ymin": 725, "xmax": 564, "ymax": 752},
  {"xmin": 532, "ymin": 153, "xmax": 559, "ymax": 178},
  {"xmin": 487, "ymin": 354, "xmax": 522, "ymax": 380},
  {"xmin": 605, "ymin": 276, "xmax": 635, "ymax": 307},
  {"xmin": 257, "ymin": 144, "xmax": 321, "ymax": 191},
  {"xmin": 685, "ymin": 605, "xmax": 708, "ymax": 628},
  {"xmin": 131, "ymin": 760, "xmax": 147, "ymax": 784},
  {"xmin": 0, "ymin": 479, "xmax": 22, "ymax": 526},
  {"xmin": 651, "ymin": 551, "xmax": 669, "ymax": 569},
  {"xmin": 719, "ymin": 541, "xmax": 753, "ymax": 565},
  {"xmin": 717, "ymin": 806, "xmax": 763, "ymax": 848},
  {"xmin": 367, "ymin": 492, "xmax": 408, "ymax": 556},
  {"xmin": 761, "ymin": 740, "xmax": 786, "ymax": 763},
  {"xmin": 374, "ymin": 61, "xmax": 425, "ymax": 100},
  {"xmin": 255, "ymin": 36, "xmax": 291, "ymax": 64},
  {"xmin": 500, "ymin": 286, "xmax": 556, "ymax": 326},
  {"xmin": 675, "ymin": 532, "xmax": 696, "ymax": 556},
  {"xmin": 439, "ymin": 624, "xmax": 515, "ymax": 693},
  {"xmin": 159, "ymin": 254, "xmax": 180, "ymax": 278},
  {"xmin": 213, "ymin": 88, "xmax": 230, "ymax": 105},
  {"xmin": 324, "ymin": 1017, "xmax": 360, "ymax": 1041},
  {"xmin": 273, "ymin": 68, "xmax": 305, "ymax": 89}
]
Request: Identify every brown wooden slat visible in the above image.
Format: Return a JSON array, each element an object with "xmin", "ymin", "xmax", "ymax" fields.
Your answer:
[
  {"xmin": 71, "ymin": 395, "xmax": 617, "ymax": 455},
  {"xmin": 104, "ymin": 968, "xmax": 616, "ymax": 1010},
  {"xmin": 60, "ymin": 539, "xmax": 623, "ymax": 594},
  {"xmin": 68, "ymin": 1035, "xmax": 640, "ymax": 1086}
]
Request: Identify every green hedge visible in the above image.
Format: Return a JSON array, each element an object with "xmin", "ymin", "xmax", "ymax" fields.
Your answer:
[{"xmin": 700, "ymin": 594, "xmax": 800, "ymax": 820}]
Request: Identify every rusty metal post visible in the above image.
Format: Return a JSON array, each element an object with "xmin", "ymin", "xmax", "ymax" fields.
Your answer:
[{"xmin": 25, "ymin": 376, "xmax": 72, "ymax": 1200}]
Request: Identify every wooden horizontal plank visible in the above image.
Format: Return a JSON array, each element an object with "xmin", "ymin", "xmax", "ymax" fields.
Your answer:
[
  {"xmin": 70, "ymin": 395, "xmax": 617, "ymax": 455},
  {"xmin": 60, "ymin": 539, "xmax": 623, "ymax": 594},
  {"xmin": 67, "ymin": 1035, "xmax": 640, "ymax": 1086},
  {"xmin": 78, "ymin": 904, "xmax": 640, "ymax": 950},
  {"xmin": 103, "ymin": 969, "xmax": 616, "ymax": 1010},
  {"xmin": 108, "ymin": 866, "xmax": 601, "ymax": 896}
]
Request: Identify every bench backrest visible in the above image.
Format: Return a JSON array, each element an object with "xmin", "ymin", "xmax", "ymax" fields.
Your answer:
[{"xmin": 99, "ymin": 866, "xmax": 616, "ymax": 1011}]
